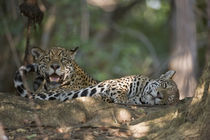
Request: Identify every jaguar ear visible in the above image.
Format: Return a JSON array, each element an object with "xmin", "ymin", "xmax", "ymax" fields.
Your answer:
[
  {"xmin": 68, "ymin": 46, "xmax": 79, "ymax": 59},
  {"xmin": 160, "ymin": 70, "xmax": 176, "ymax": 79},
  {"xmin": 31, "ymin": 47, "xmax": 44, "ymax": 60}
]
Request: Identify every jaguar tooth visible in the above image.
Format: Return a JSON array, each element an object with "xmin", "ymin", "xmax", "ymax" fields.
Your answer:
[{"xmin": 49, "ymin": 76, "xmax": 60, "ymax": 82}]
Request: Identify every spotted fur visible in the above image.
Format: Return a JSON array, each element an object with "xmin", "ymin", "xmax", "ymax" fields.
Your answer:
[
  {"xmin": 15, "ymin": 69, "xmax": 179, "ymax": 105},
  {"xmin": 14, "ymin": 47, "xmax": 98, "ymax": 97}
]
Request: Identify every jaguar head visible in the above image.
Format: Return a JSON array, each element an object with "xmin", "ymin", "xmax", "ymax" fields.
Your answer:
[
  {"xmin": 156, "ymin": 70, "xmax": 179, "ymax": 105},
  {"xmin": 31, "ymin": 47, "xmax": 79, "ymax": 88}
]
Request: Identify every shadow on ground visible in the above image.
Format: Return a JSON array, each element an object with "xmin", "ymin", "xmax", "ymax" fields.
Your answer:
[{"xmin": 0, "ymin": 63, "xmax": 209, "ymax": 139}]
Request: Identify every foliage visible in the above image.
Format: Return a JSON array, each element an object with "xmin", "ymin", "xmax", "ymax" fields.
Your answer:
[
  {"xmin": 34, "ymin": 0, "xmax": 171, "ymax": 80},
  {"xmin": 0, "ymin": 0, "xmax": 207, "ymax": 90}
]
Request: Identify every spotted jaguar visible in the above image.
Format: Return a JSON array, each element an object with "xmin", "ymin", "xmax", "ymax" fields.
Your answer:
[
  {"xmin": 14, "ymin": 47, "xmax": 98, "ymax": 97},
  {"xmin": 15, "ymin": 67, "xmax": 179, "ymax": 105}
]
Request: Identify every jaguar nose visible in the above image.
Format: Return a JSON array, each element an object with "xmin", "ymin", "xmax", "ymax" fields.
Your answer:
[{"xmin": 50, "ymin": 63, "xmax": 60, "ymax": 70}]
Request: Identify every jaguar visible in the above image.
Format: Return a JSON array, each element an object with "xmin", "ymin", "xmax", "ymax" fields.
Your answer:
[
  {"xmin": 14, "ymin": 47, "xmax": 98, "ymax": 97},
  {"xmin": 15, "ymin": 65, "xmax": 179, "ymax": 105}
]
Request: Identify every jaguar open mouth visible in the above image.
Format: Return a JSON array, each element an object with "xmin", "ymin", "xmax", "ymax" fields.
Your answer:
[{"xmin": 47, "ymin": 73, "xmax": 64, "ymax": 84}]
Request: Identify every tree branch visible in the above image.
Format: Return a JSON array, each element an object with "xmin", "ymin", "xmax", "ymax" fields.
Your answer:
[
  {"xmin": 3, "ymin": 20, "xmax": 21, "ymax": 68},
  {"xmin": 112, "ymin": 24, "xmax": 160, "ymax": 71}
]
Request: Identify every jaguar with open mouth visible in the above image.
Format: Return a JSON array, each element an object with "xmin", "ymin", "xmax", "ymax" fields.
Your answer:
[
  {"xmin": 43, "ymin": 61, "xmax": 68, "ymax": 89},
  {"xmin": 14, "ymin": 47, "xmax": 98, "ymax": 98},
  {"xmin": 47, "ymin": 73, "xmax": 64, "ymax": 85}
]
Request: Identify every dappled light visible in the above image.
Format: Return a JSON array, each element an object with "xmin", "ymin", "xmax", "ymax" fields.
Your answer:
[
  {"xmin": 87, "ymin": 0, "xmax": 117, "ymax": 11},
  {"xmin": 146, "ymin": 0, "xmax": 161, "ymax": 10},
  {"xmin": 114, "ymin": 108, "xmax": 132, "ymax": 123},
  {"xmin": 57, "ymin": 126, "xmax": 72, "ymax": 133},
  {"xmin": 190, "ymin": 83, "xmax": 205, "ymax": 105},
  {"xmin": 129, "ymin": 122, "xmax": 149, "ymax": 137},
  {"xmin": 0, "ymin": 123, "xmax": 7, "ymax": 140},
  {"xmin": 0, "ymin": 0, "xmax": 209, "ymax": 139},
  {"xmin": 170, "ymin": 51, "xmax": 197, "ymax": 99}
]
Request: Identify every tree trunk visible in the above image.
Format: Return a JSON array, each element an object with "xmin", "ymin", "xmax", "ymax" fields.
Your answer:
[
  {"xmin": 80, "ymin": 0, "xmax": 89, "ymax": 42},
  {"xmin": 207, "ymin": 0, "xmax": 210, "ymax": 63},
  {"xmin": 170, "ymin": 0, "xmax": 197, "ymax": 99}
]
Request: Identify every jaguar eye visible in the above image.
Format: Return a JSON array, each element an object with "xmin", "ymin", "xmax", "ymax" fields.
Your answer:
[
  {"xmin": 61, "ymin": 58, "xmax": 68, "ymax": 63},
  {"xmin": 44, "ymin": 56, "xmax": 50, "ymax": 61},
  {"xmin": 162, "ymin": 83, "xmax": 167, "ymax": 88}
]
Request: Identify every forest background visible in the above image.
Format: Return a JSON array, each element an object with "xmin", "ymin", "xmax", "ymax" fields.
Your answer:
[{"xmin": 0, "ymin": 0, "xmax": 208, "ymax": 99}]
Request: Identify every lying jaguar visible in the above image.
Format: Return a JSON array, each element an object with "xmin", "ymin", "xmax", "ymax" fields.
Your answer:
[
  {"xmin": 14, "ymin": 47, "xmax": 98, "ymax": 97},
  {"xmin": 15, "ymin": 52, "xmax": 179, "ymax": 105}
]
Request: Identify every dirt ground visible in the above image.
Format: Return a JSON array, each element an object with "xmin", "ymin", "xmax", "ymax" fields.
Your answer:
[
  {"xmin": 0, "ymin": 63, "xmax": 209, "ymax": 139},
  {"xmin": 0, "ymin": 93, "xmax": 182, "ymax": 139}
]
